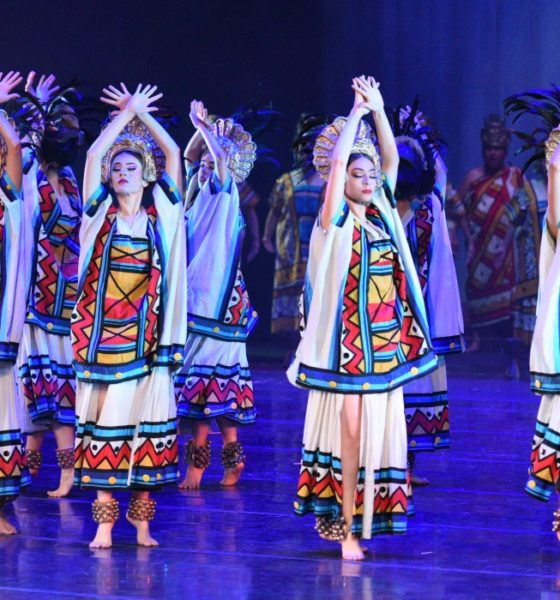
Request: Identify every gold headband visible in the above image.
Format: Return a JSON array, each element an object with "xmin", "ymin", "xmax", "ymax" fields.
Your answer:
[
  {"xmin": 312, "ymin": 116, "xmax": 382, "ymax": 186},
  {"xmin": 101, "ymin": 117, "xmax": 164, "ymax": 183},
  {"xmin": 212, "ymin": 118, "xmax": 257, "ymax": 183}
]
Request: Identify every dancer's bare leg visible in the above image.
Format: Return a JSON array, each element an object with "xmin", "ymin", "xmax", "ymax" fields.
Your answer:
[
  {"xmin": 340, "ymin": 394, "xmax": 365, "ymax": 561},
  {"xmin": 25, "ymin": 430, "xmax": 45, "ymax": 476},
  {"xmin": 179, "ymin": 420, "xmax": 212, "ymax": 490},
  {"xmin": 218, "ymin": 418, "xmax": 245, "ymax": 486},
  {"xmin": 126, "ymin": 491, "xmax": 158, "ymax": 547},
  {"xmin": 47, "ymin": 424, "xmax": 75, "ymax": 498},
  {"xmin": 89, "ymin": 490, "xmax": 116, "ymax": 549}
]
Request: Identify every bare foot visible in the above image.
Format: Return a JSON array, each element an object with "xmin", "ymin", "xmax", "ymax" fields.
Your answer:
[
  {"xmin": 341, "ymin": 534, "xmax": 365, "ymax": 561},
  {"xmin": 126, "ymin": 514, "xmax": 159, "ymax": 547},
  {"xmin": 89, "ymin": 522, "xmax": 114, "ymax": 549},
  {"xmin": 220, "ymin": 462, "xmax": 244, "ymax": 486},
  {"xmin": 411, "ymin": 473, "xmax": 430, "ymax": 486},
  {"xmin": 47, "ymin": 468, "xmax": 74, "ymax": 498},
  {"xmin": 0, "ymin": 516, "xmax": 17, "ymax": 535},
  {"xmin": 179, "ymin": 464, "xmax": 205, "ymax": 490}
]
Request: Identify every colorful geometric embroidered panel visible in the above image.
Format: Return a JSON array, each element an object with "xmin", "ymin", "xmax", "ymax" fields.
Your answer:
[
  {"xmin": 294, "ymin": 447, "xmax": 408, "ymax": 536},
  {"xmin": 175, "ymin": 362, "xmax": 256, "ymax": 424},
  {"xmin": 74, "ymin": 418, "xmax": 178, "ymax": 489},
  {"xmin": 405, "ymin": 391, "xmax": 449, "ymax": 452},
  {"xmin": 526, "ymin": 417, "xmax": 560, "ymax": 501},
  {"xmin": 19, "ymin": 354, "xmax": 76, "ymax": 425}
]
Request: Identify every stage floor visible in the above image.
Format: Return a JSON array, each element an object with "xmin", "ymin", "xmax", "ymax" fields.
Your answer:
[{"xmin": 0, "ymin": 349, "xmax": 558, "ymax": 599}]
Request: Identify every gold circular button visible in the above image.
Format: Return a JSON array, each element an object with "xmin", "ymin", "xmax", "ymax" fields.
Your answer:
[
  {"xmin": 528, "ymin": 480, "xmax": 536, "ymax": 489},
  {"xmin": 84, "ymin": 370, "xmax": 91, "ymax": 378},
  {"xmin": 213, "ymin": 326, "xmax": 220, "ymax": 333},
  {"xmin": 143, "ymin": 365, "xmax": 149, "ymax": 372},
  {"xmin": 434, "ymin": 437, "xmax": 441, "ymax": 445},
  {"xmin": 156, "ymin": 473, "xmax": 162, "ymax": 480},
  {"xmin": 108, "ymin": 476, "xmax": 117, "ymax": 485},
  {"xmin": 535, "ymin": 380, "xmax": 542, "ymax": 389},
  {"xmin": 293, "ymin": 501, "xmax": 300, "ymax": 509},
  {"xmin": 204, "ymin": 408, "xmax": 211, "ymax": 415},
  {"xmin": 299, "ymin": 373, "xmax": 307, "ymax": 382},
  {"xmin": 234, "ymin": 331, "xmax": 240, "ymax": 337},
  {"xmin": 188, "ymin": 320, "xmax": 195, "ymax": 327},
  {"xmin": 231, "ymin": 402, "xmax": 238, "ymax": 409},
  {"xmin": 82, "ymin": 475, "xmax": 91, "ymax": 483},
  {"xmin": 169, "ymin": 186, "xmax": 175, "ymax": 192},
  {"xmin": 152, "ymin": 353, "xmax": 158, "ymax": 360},
  {"xmin": 115, "ymin": 372, "xmax": 123, "ymax": 379},
  {"xmin": 252, "ymin": 310, "xmax": 258, "ymax": 318},
  {"xmin": 27, "ymin": 312, "xmax": 33, "ymax": 319},
  {"xmin": 410, "ymin": 440, "xmax": 417, "ymax": 448},
  {"xmin": 91, "ymin": 200, "xmax": 97, "ymax": 206},
  {"xmin": 6, "ymin": 184, "xmax": 12, "ymax": 190},
  {"xmin": 47, "ymin": 323, "xmax": 54, "ymax": 330},
  {"xmin": 410, "ymin": 367, "xmax": 419, "ymax": 376},
  {"xmin": 362, "ymin": 382, "xmax": 370, "ymax": 391},
  {"xmin": 142, "ymin": 474, "xmax": 150, "ymax": 482},
  {"xmin": 449, "ymin": 342, "xmax": 456, "ymax": 350},
  {"xmin": 328, "ymin": 381, "xmax": 337, "ymax": 388},
  {"xmin": 173, "ymin": 352, "xmax": 183, "ymax": 361}
]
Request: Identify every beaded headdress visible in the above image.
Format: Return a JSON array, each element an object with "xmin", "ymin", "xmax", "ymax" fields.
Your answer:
[
  {"xmin": 312, "ymin": 116, "xmax": 382, "ymax": 186},
  {"xmin": 212, "ymin": 117, "xmax": 257, "ymax": 183},
  {"xmin": 101, "ymin": 116, "xmax": 164, "ymax": 183}
]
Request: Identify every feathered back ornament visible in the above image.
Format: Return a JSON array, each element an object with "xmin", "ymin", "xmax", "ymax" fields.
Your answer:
[
  {"xmin": 101, "ymin": 116, "xmax": 164, "ymax": 183},
  {"xmin": 291, "ymin": 112, "xmax": 335, "ymax": 171},
  {"xmin": 504, "ymin": 85, "xmax": 560, "ymax": 171},
  {"xmin": 212, "ymin": 118, "xmax": 257, "ymax": 183},
  {"xmin": 389, "ymin": 97, "xmax": 447, "ymax": 198},
  {"xmin": 312, "ymin": 116, "xmax": 382, "ymax": 185}
]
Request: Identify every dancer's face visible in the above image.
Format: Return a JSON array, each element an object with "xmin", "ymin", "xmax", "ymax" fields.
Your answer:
[
  {"xmin": 345, "ymin": 156, "xmax": 377, "ymax": 204},
  {"xmin": 483, "ymin": 145, "xmax": 507, "ymax": 174},
  {"xmin": 198, "ymin": 152, "xmax": 215, "ymax": 186},
  {"xmin": 110, "ymin": 151, "xmax": 145, "ymax": 195}
]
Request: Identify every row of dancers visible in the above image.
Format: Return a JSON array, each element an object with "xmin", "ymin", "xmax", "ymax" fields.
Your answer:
[{"xmin": 0, "ymin": 69, "xmax": 557, "ymax": 561}]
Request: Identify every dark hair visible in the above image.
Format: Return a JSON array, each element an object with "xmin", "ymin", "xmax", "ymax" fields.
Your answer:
[
  {"xmin": 346, "ymin": 152, "xmax": 375, "ymax": 169},
  {"xmin": 111, "ymin": 148, "xmax": 144, "ymax": 167},
  {"xmin": 395, "ymin": 158, "xmax": 423, "ymax": 199}
]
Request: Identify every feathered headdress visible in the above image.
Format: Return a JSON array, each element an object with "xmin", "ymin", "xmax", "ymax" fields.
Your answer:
[
  {"xmin": 504, "ymin": 85, "xmax": 560, "ymax": 171},
  {"xmin": 388, "ymin": 97, "xmax": 447, "ymax": 198},
  {"xmin": 291, "ymin": 112, "xmax": 335, "ymax": 172}
]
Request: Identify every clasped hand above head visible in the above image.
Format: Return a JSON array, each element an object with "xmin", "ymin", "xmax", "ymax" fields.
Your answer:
[{"xmin": 351, "ymin": 75, "xmax": 384, "ymax": 116}]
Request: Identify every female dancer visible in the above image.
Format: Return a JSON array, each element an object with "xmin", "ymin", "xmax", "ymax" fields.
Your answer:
[
  {"xmin": 505, "ymin": 87, "xmax": 560, "ymax": 539},
  {"xmin": 175, "ymin": 100, "xmax": 257, "ymax": 489},
  {"xmin": 0, "ymin": 71, "xmax": 29, "ymax": 534},
  {"xmin": 72, "ymin": 84, "xmax": 187, "ymax": 548},
  {"xmin": 288, "ymin": 76, "xmax": 437, "ymax": 560},
  {"xmin": 18, "ymin": 72, "xmax": 83, "ymax": 497},
  {"xmin": 390, "ymin": 104, "xmax": 464, "ymax": 484}
]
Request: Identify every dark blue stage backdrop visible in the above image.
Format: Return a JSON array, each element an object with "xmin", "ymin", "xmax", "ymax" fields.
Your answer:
[{"xmin": 3, "ymin": 0, "xmax": 559, "ymax": 335}]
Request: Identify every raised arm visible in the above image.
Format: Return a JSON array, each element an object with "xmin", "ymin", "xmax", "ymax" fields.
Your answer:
[
  {"xmin": 189, "ymin": 100, "xmax": 228, "ymax": 186},
  {"xmin": 99, "ymin": 82, "xmax": 181, "ymax": 190},
  {"xmin": 0, "ymin": 71, "xmax": 23, "ymax": 189},
  {"xmin": 355, "ymin": 76, "xmax": 399, "ymax": 192},
  {"xmin": 321, "ymin": 78, "xmax": 370, "ymax": 229},
  {"xmin": 138, "ymin": 109, "xmax": 182, "ymax": 192},
  {"xmin": 183, "ymin": 130, "xmax": 205, "ymax": 169},
  {"xmin": 547, "ymin": 130, "xmax": 560, "ymax": 240}
]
